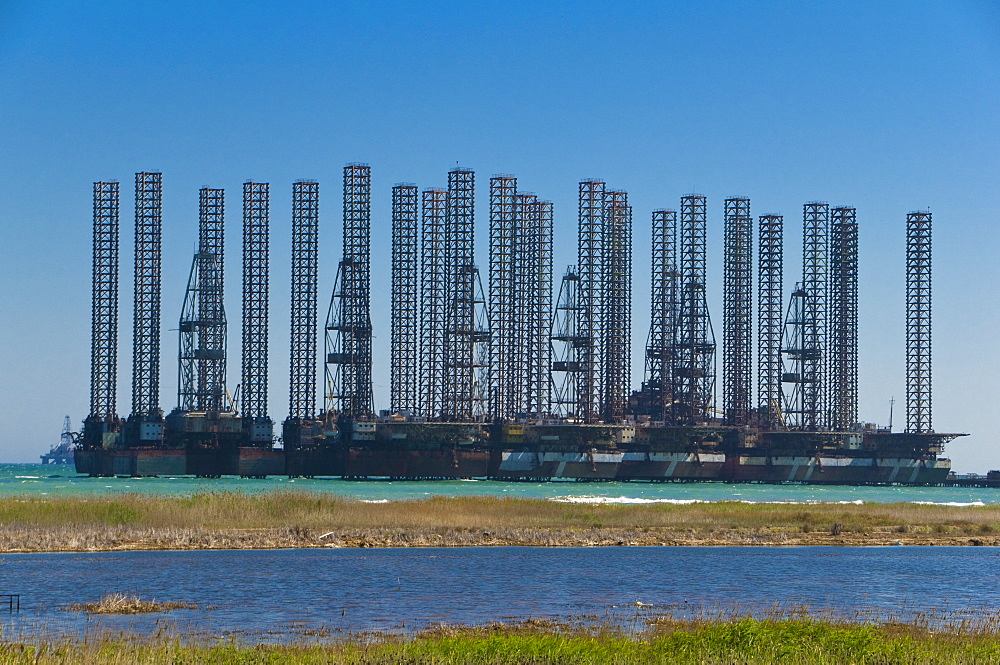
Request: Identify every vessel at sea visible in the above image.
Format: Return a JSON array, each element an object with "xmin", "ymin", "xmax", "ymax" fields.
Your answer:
[{"xmin": 41, "ymin": 417, "xmax": 76, "ymax": 465}]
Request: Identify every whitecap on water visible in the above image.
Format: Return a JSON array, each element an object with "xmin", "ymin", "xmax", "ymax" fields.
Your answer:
[
  {"xmin": 551, "ymin": 496, "xmax": 706, "ymax": 504},
  {"xmin": 910, "ymin": 501, "xmax": 986, "ymax": 507}
]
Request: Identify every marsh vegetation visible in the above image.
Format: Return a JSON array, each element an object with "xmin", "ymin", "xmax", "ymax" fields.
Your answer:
[{"xmin": 0, "ymin": 492, "xmax": 997, "ymax": 551}]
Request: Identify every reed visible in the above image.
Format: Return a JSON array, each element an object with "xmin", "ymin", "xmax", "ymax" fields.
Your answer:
[
  {"xmin": 0, "ymin": 492, "xmax": 997, "ymax": 551},
  {"xmin": 4, "ymin": 616, "xmax": 1000, "ymax": 664},
  {"xmin": 64, "ymin": 592, "xmax": 196, "ymax": 614}
]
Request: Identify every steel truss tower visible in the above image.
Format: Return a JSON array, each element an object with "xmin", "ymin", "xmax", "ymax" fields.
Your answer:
[
  {"xmin": 241, "ymin": 181, "xmax": 270, "ymax": 421},
  {"xmin": 419, "ymin": 188, "xmax": 448, "ymax": 418},
  {"xmin": 828, "ymin": 206, "xmax": 858, "ymax": 430},
  {"xmin": 906, "ymin": 211, "xmax": 932, "ymax": 433},
  {"xmin": 531, "ymin": 200, "xmax": 554, "ymax": 417},
  {"xmin": 722, "ymin": 197, "xmax": 752, "ymax": 425},
  {"xmin": 289, "ymin": 181, "xmax": 319, "ymax": 421},
  {"xmin": 601, "ymin": 191, "xmax": 631, "ymax": 423},
  {"xmin": 131, "ymin": 172, "xmax": 162, "ymax": 420},
  {"xmin": 326, "ymin": 164, "xmax": 374, "ymax": 419},
  {"xmin": 89, "ymin": 181, "xmax": 120, "ymax": 425},
  {"xmin": 512, "ymin": 192, "xmax": 538, "ymax": 415},
  {"xmin": 196, "ymin": 188, "xmax": 227, "ymax": 412},
  {"xmin": 488, "ymin": 176, "xmax": 519, "ymax": 420},
  {"xmin": 800, "ymin": 202, "xmax": 829, "ymax": 430},
  {"xmin": 442, "ymin": 168, "xmax": 486, "ymax": 420},
  {"xmin": 643, "ymin": 209, "xmax": 678, "ymax": 422},
  {"xmin": 390, "ymin": 184, "xmax": 419, "ymax": 415},
  {"xmin": 576, "ymin": 180, "xmax": 605, "ymax": 422},
  {"xmin": 515, "ymin": 193, "xmax": 542, "ymax": 415},
  {"xmin": 757, "ymin": 215, "xmax": 784, "ymax": 426},
  {"xmin": 673, "ymin": 195, "xmax": 716, "ymax": 425}
]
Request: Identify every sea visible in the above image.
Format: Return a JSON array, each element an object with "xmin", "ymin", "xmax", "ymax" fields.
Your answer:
[
  {"xmin": 4, "ymin": 462, "xmax": 1000, "ymax": 641},
  {"xmin": 5, "ymin": 463, "xmax": 999, "ymax": 505}
]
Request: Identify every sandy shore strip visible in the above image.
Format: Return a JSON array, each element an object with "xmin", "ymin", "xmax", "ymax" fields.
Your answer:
[
  {"xmin": 0, "ymin": 524, "xmax": 998, "ymax": 552},
  {"xmin": 0, "ymin": 491, "xmax": 999, "ymax": 551}
]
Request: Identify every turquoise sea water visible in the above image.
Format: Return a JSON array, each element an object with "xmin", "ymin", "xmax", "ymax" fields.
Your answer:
[{"xmin": 8, "ymin": 463, "xmax": 1000, "ymax": 503}]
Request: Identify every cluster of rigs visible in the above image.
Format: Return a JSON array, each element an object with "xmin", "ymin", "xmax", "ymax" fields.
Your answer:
[{"xmin": 77, "ymin": 166, "xmax": 962, "ymax": 483}]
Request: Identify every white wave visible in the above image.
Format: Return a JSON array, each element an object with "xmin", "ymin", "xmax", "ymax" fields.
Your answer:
[
  {"xmin": 909, "ymin": 501, "xmax": 986, "ymax": 507},
  {"xmin": 552, "ymin": 497, "xmax": 871, "ymax": 506},
  {"xmin": 360, "ymin": 499, "xmax": 389, "ymax": 503},
  {"xmin": 551, "ymin": 496, "xmax": 706, "ymax": 504},
  {"xmin": 551, "ymin": 497, "xmax": 990, "ymax": 507},
  {"xmin": 15, "ymin": 476, "xmax": 39, "ymax": 479}
]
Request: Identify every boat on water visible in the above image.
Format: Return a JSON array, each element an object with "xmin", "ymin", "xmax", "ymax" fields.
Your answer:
[{"xmin": 41, "ymin": 416, "xmax": 77, "ymax": 465}]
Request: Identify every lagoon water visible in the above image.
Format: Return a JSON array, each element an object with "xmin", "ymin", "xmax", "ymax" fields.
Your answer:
[
  {"xmin": 5, "ymin": 463, "xmax": 999, "ymax": 505},
  {"xmin": 3, "ymin": 546, "xmax": 1000, "ymax": 640}
]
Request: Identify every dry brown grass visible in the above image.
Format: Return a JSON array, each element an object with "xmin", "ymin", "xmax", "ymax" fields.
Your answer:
[
  {"xmin": 0, "ymin": 492, "xmax": 997, "ymax": 551},
  {"xmin": 64, "ymin": 592, "xmax": 196, "ymax": 614}
]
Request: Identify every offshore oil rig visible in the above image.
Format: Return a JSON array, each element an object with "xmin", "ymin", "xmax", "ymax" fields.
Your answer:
[{"xmin": 76, "ymin": 167, "xmax": 963, "ymax": 483}]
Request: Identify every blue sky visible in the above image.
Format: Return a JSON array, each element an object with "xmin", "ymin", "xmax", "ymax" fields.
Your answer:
[{"xmin": 1, "ymin": 0, "xmax": 998, "ymax": 469}]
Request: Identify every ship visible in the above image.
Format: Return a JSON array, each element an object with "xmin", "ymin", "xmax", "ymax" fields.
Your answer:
[{"xmin": 41, "ymin": 416, "xmax": 77, "ymax": 465}]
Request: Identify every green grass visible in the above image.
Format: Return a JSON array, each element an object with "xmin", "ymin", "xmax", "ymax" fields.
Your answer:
[
  {"xmin": 0, "ymin": 491, "xmax": 998, "ymax": 551},
  {"xmin": 6, "ymin": 618, "xmax": 1000, "ymax": 663}
]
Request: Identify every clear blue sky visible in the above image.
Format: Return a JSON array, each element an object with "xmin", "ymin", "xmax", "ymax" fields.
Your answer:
[{"xmin": 1, "ymin": 0, "xmax": 998, "ymax": 470}]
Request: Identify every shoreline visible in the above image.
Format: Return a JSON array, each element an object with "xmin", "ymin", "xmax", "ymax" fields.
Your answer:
[
  {"xmin": 3, "ymin": 527, "xmax": 1000, "ymax": 554},
  {"xmin": 2, "ymin": 491, "xmax": 1000, "ymax": 553}
]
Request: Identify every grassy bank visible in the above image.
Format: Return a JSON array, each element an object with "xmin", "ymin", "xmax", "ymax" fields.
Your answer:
[
  {"xmin": 5, "ymin": 618, "xmax": 1000, "ymax": 664},
  {"xmin": 0, "ymin": 492, "xmax": 998, "ymax": 551}
]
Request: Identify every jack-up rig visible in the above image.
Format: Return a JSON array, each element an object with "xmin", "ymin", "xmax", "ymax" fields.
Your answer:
[{"xmin": 76, "ymin": 167, "xmax": 964, "ymax": 482}]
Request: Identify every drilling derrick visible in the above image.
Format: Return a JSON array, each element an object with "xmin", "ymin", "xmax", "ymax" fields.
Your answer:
[
  {"xmin": 130, "ymin": 172, "xmax": 162, "ymax": 426},
  {"xmin": 178, "ymin": 189, "xmax": 227, "ymax": 415},
  {"xmin": 551, "ymin": 267, "xmax": 583, "ymax": 416},
  {"xmin": 672, "ymin": 195, "xmax": 716, "ymax": 425},
  {"xmin": 906, "ymin": 211, "xmax": 932, "ymax": 433},
  {"xmin": 576, "ymin": 180, "xmax": 605, "ymax": 423},
  {"xmin": 781, "ymin": 284, "xmax": 810, "ymax": 427},
  {"xmin": 757, "ymin": 215, "xmax": 784, "ymax": 427},
  {"xmin": 601, "ymin": 191, "xmax": 631, "ymax": 423},
  {"xmin": 488, "ymin": 176, "xmax": 519, "ymax": 420},
  {"xmin": 196, "ymin": 188, "xmax": 227, "ymax": 413},
  {"xmin": 178, "ymin": 250, "xmax": 206, "ymax": 411},
  {"xmin": 442, "ymin": 167, "xmax": 485, "ymax": 421},
  {"xmin": 84, "ymin": 181, "xmax": 121, "ymax": 449},
  {"xmin": 531, "ymin": 200, "xmax": 554, "ymax": 417},
  {"xmin": 288, "ymin": 181, "xmax": 320, "ymax": 426},
  {"xmin": 241, "ymin": 181, "xmax": 272, "ymax": 444},
  {"xmin": 551, "ymin": 269, "xmax": 583, "ymax": 417},
  {"xmin": 828, "ymin": 207, "xmax": 858, "ymax": 430},
  {"xmin": 800, "ymin": 202, "xmax": 829, "ymax": 430},
  {"xmin": 722, "ymin": 197, "xmax": 752, "ymax": 425},
  {"xmin": 419, "ymin": 188, "xmax": 448, "ymax": 419},
  {"xmin": 643, "ymin": 209, "xmax": 678, "ymax": 422},
  {"xmin": 326, "ymin": 165, "xmax": 374, "ymax": 421},
  {"xmin": 390, "ymin": 184, "xmax": 419, "ymax": 415}
]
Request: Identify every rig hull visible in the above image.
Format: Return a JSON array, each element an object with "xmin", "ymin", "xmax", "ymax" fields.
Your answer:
[{"xmin": 75, "ymin": 419, "xmax": 957, "ymax": 485}]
